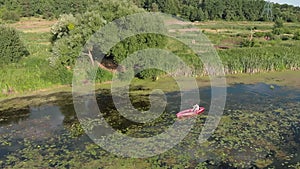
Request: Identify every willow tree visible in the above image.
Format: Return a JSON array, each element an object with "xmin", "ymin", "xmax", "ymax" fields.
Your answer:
[{"xmin": 51, "ymin": 0, "xmax": 144, "ymax": 67}]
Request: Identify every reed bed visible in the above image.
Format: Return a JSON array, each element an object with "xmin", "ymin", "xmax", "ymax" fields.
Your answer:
[{"xmin": 219, "ymin": 45, "xmax": 300, "ymax": 74}]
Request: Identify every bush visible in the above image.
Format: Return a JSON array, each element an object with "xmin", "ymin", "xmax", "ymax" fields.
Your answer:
[
  {"xmin": 0, "ymin": 26, "xmax": 29, "ymax": 65},
  {"xmin": 240, "ymin": 39, "xmax": 256, "ymax": 47},
  {"xmin": 272, "ymin": 35, "xmax": 281, "ymax": 41},
  {"xmin": 95, "ymin": 68, "xmax": 113, "ymax": 83},
  {"xmin": 254, "ymin": 32, "xmax": 265, "ymax": 38},
  {"xmin": 283, "ymin": 27, "xmax": 293, "ymax": 34},
  {"xmin": 42, "ymin": 12, "xmax": 54, "ymax": 20},
  {"xmin": 286, "ymin": 15, "xmax": 297, "ymax": 23},
  {"xmin": 272, "ymin": 28, "xmax": 284, "ymax": 35},
  {"xmin": 41, "ymin": 65, "xmax": 73, "ymax": 85},
  {"xmin": 137, "ymin": 69, "xmax": 165, "ymax": 80},
  {"xmin": 293, "ymin": 30, "xmax": 300, "ymax": 40},
  {"xmin": 281, "ymin": 35, "xmax": 290, "ymax": 41},
  {"xmin": 264, "ymin": 32, "xmax": 274, "ymax": 40},
  {"xmin": 274, "ymin": 19, "xmax": 284, "ymax": 28},
  {"xmin": 272, "ymin": 19, "xmax": 285, "ymax": 35},
  {"xmin": 1, "ymin": 10, "xmax": 20, "ymax": 22},
  {"xmin": 50, "ymin": 14, "xmax": 77, "ymax": 42},
  {"xmin": 109, "ymin": 34, "xmax": 167, "ymax": 64}
]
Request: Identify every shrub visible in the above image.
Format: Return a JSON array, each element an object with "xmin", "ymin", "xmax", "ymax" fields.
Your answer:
[
  {"xmin": 254, "ymin": 32, "xmax": 265, "ymax": 38},
  {"xmin": 95, "ymin": 68, "xmax": 113, "ymax": 83},
  {"xmin": 281, "ymin": 35, "xmax": 290, "ymax": 41},
  {"xmin": 240, "ymin": 39, "xmax": 256, "ymax": 47},
  {"xmin": 283, "ymin": 27, "xmax": 293, "ymax": 34},
  {"xmin": 137, "ymin": 69, "xmax": 165, "ymax": 80},
  {"xmin": 1, "ymin": 10, "xmax": 20, "ymax": 22},
  {"xmin": 264, "ymin": 32, "xmax": 274, "ymax": 40},
  {"xmin": 41, "ymin": 65, "xmax": 73, "ymax": 85},
  {"xmin": 109, "ymin": 34, "xmax": 167, "ymax": 64},
  {"xmin": 42, "ymin": 12, "xmax": 54, "ymax": 20},
  {"xmin": 274, "ymin": 19, "xmax": 284, "ymax": 28},
  {"xmin": 293, "ymin": 30, "xmax": 300, "ymax": 40},
  {"xmin": 272, "ymin": 35, "xmax": 281, "ymax": 41},
  {"xmin": 50, "ymin": 14, "xmax": 77, "ymax": 42},
  {"xmin": 272, "ymin": 28, "xmax": 284, "ymax": 35},
  {"xmin": 0, "ymin": 26, "xmax": 29, "ymax": 65},
  {"xmin": 286, "ymin": 15, "xmax": 297, "ymax": 23},
  {"xmin": 272, "ymin": 19, "xmax": 285, "ymax": 35}
]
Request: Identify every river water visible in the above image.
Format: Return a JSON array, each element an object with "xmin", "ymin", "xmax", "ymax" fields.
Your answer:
[{"xmin": 0, "ymin": 83, "xmax": 299, "ymax": 168}]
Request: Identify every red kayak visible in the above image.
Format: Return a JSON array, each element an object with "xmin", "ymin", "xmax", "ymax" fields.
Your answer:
[{"xmin": 176, "ymin": 107, "xmax": 205, "ymax": 119}]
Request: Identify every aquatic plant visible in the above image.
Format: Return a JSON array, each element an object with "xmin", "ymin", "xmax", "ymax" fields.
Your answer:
[
  {"xmin": 1, "ymin": 84, "xmax": 300, "ymax": 168},
  {"xmin": 255, "ymin": 159, "xmax": 273, "ymax": 168}
]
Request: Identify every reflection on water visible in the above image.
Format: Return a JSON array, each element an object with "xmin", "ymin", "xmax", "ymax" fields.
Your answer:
[
  {"xmin": 0, "ymin": 106, "xmax": 64, "ymax": 139},
  {"xmin": 0, "ymin": 106, "xmax": 66, "ymax": 158},
  {"xmin": 0, "ymin": 83, "xmax": 299, "ymax": 168},
  {"xmin": 29, "ymin": 106, "xmax": 65, "ymax": 128},
  {"xmin": 226, "ymin": 83, "xmax": 300, "ymax": 112}
]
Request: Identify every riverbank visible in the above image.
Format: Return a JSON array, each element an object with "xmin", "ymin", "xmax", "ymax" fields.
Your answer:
[
  {"xmin": 0, "ymin": 70, "xmax": 299, "ymax": 113},
  {"xmin": 2, "ymin": 18, "xmax": 300, "ymax": 100}
]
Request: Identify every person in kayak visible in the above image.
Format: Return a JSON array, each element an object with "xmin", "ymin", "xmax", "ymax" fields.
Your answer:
[{"xmin": 192, "ymin": 104, "xmax": 200, "ymax": 112}]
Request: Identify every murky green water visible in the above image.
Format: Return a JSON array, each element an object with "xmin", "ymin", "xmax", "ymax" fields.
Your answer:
[{"xmin": 0, "ymin": 83, "xmax": 300, "ymax": 168}]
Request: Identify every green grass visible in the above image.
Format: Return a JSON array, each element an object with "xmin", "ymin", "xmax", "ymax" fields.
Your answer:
[
  {"xmin": 0, "ymin": 55, "xmax": 53, "ymax": 96},
  {"xmin": 164, "ymin": 21, "xmax": 300, "ymax": 76},
  {"xmin": 200, "ymin": 20, "xmax": 300, "ymax": 47},
  {"xmin": 0, "ymin": 32, "xmax": 55, "ymax": 97},
  {"xmin": 197, "ymin": 21, "xmax": 274, "ymax": 31},
  {"xmin": 19, "ymin": 32, "xmax": 52, "ymax": 55}
]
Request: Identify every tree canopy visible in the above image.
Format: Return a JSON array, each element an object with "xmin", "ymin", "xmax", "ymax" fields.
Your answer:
[
  {"xmin": 50, "ymin": 0, "xmax": 145, "ymax": 67},
  {"xmin": 0, "ymin": 0, "xmax": 299, "ymax": 22},
  {"xmin": 135, "ymin": 0, "xmax": 300, "ymax": 22}
]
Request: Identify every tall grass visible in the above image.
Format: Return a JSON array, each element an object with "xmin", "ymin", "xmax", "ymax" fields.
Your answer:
[
  {"xmin": 165, "ymin": 36, "xmax": 300, "ymax": 76},
  {"xmin": 0, "ymin": 32, "xmax": 62, "ymax": 97},
  {"xmin": 219, "ymin": 45, "xmax": 300, "ymax": 74},
  {"xmin": 0, "ymin": 58, "xmax": 53, "ymax": 96}
]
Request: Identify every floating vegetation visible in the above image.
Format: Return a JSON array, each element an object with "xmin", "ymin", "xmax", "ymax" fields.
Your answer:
[{"xmin": 0, "ymin": 83, "xmax": 299, "ymax": 168}]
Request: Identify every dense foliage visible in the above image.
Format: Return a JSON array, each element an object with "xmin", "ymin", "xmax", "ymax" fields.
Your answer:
[
  {"xmin": 0, "ymin": 26, "xmax": 29, "ymax": 65},
  {"xmin": 0, "ymin": 9, "xmax": 20, "ymax": 22},
  {"xmin": 0, "ymin": 0, "xmax": 94, "ymax": 19},
  {"xmin": 50, "ymin": 0, "xmax": 143, "ymax": 67},
  {"xmin": 0, "ymin": 0, "xmax": 300, "ymax": 22},
  {"xmin": 0, "ymin": 0, "xmax": 143, "ymax": 19},
  {"xmin": 134, "ymin": 0, "xmax": 300, "ymax": 22},
  {"xmin": 50, "ymin": 0, "xmax": 170, "ymax": 79},
  {"xmin": 108, "ymin": 34, "xmax": 167, "ymax": 64}
]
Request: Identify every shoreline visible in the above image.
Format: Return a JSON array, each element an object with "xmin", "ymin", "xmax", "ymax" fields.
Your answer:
[{"xmin": 0, "ymin": 70, "xmax": 299, "ymax": 112}]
